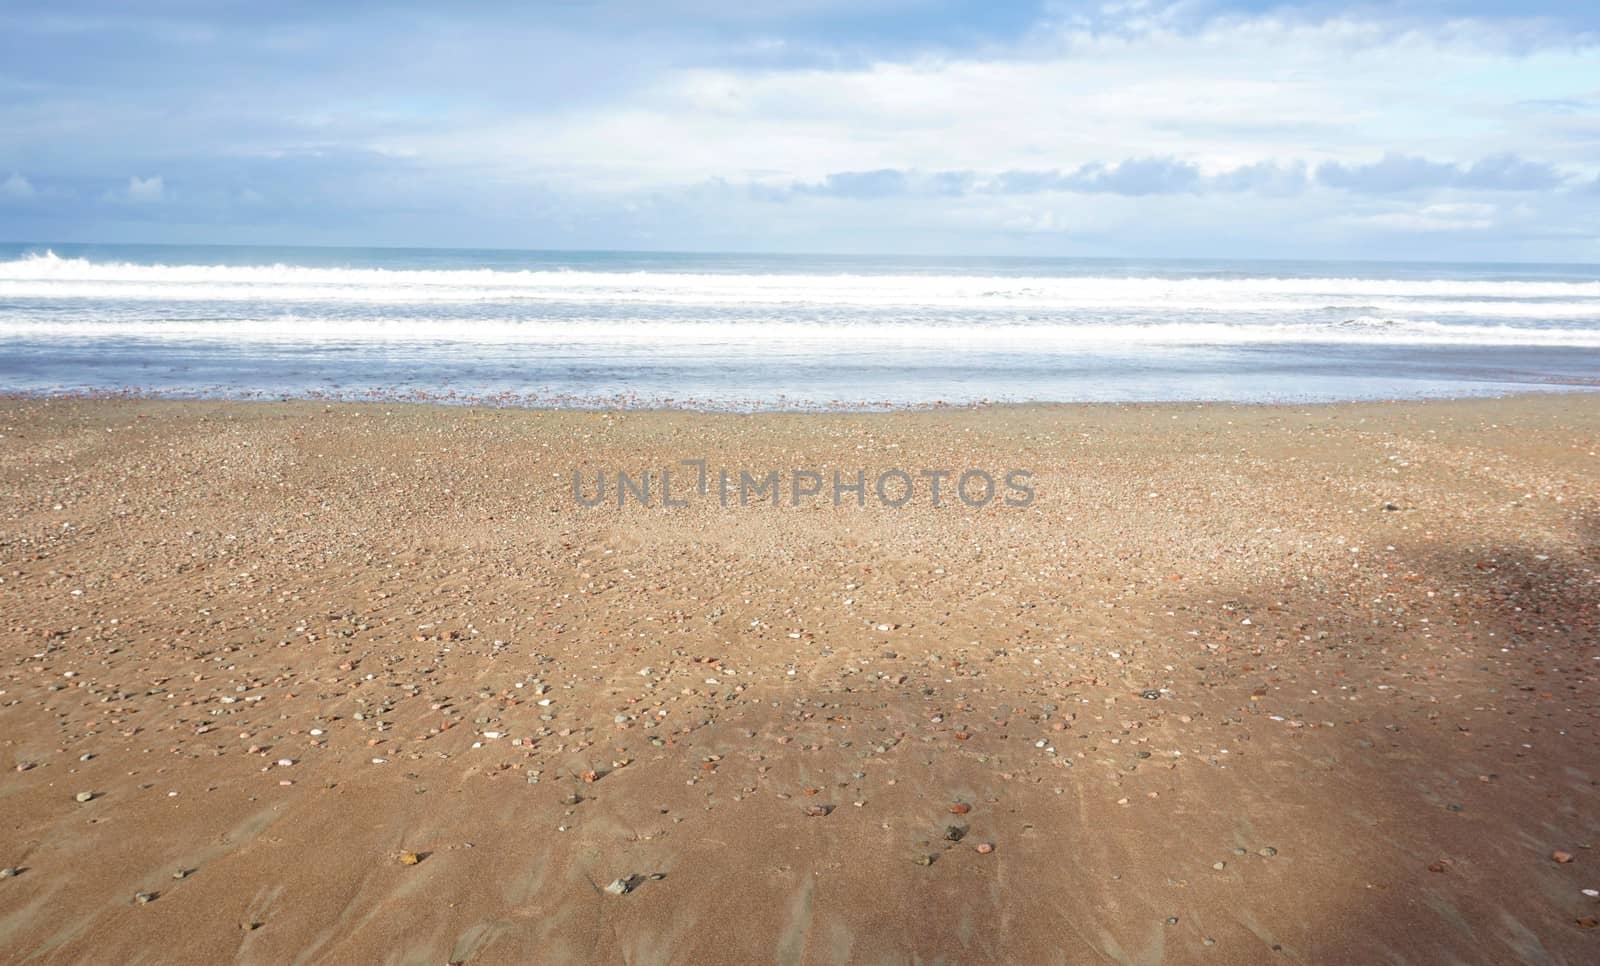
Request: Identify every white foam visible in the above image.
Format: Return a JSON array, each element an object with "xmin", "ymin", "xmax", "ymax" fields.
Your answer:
[{"xmin": 1, "ymin": 252, "xmax": 1597, "ymax": 317}]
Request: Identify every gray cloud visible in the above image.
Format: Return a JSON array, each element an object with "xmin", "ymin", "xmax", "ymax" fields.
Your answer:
[
  {"xmin": 1208, "ymin": 160, "xmax": 1311, "ymax": 195},
  {"xmin": 793, "ymin": 169, "xmax": 912, "ymax": 199},
  {"xmin": 1457, "ymin": 153, "xmax": 1567, "ymax": 190},
  {"xmin": 1058, "ymin": 158, "xmax": 1202, "ymax": 195},
  {"xmin": 1316, "ymin": 153, "xmax": 1566, "ymax": 193},
  {"xmin": 780, "ymin": 158, "xmax": 1301, "ymax": 200},
  {"xmin": 758, "ymin": 155, "xmax": 1582, "ymax": 204}
]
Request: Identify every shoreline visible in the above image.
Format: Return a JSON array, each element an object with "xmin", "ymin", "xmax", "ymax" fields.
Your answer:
[{"xmin": 4, "ymin": 383, "xmax": 1598, "ymax": 416}]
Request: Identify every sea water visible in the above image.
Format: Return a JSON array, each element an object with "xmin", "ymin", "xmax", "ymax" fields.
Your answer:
[{"xmin": 2, "ymin": 243, "xmax": 1596, "ymax": 408}]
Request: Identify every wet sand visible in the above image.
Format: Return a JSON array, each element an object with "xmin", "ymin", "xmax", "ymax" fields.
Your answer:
[{"xmin": 1, "ymin": 395, "xmax": 1597, "ymax": 964}]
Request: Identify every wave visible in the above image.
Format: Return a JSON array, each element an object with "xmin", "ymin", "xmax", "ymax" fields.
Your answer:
[
  {"xmin": 4, "ymin": 314, "xmax": 1598, "ymax": 348},
  {"xmin": 2, "ymin": 252, "xmax": 1597, "ymax": 316}
]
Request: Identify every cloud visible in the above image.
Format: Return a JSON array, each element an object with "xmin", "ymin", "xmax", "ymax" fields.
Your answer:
[
  {"xmin": 1, "ymin": 172, "xmax": 34, "ymax": 199},
  {"xmin": 1208, "ymin": 160, "xmax": 1311, "ymax": 195},
  {"xmin": 104, "ymin": 175, "xmax": 167, "ymax": 203},
  {"xmin": 1457, "ymin": 153, "xmax": 1567, "ymax": 190},
  {"xmin": 1, "ymin": 2, "xmax": 1598, "ymax": 256},
  {"xmin": 1006, "ymin": 158, "xmax": 1313, "ymax": 196},
  {"xmin": 762, "ymin": 154, "xmax": 1574, "ymax": 201},
  {"xmin": 1316, "ymin": 153, "xmax": 1567, "ymax": 193},
  {"xmin": 1349, "ymin": 202, "xmax": 1502, "ymax": 233},
  {"xmin": 1058, "ymin": 158, "xmax": 1202, "ymax": 195},
  {"xmin": 990, "ymin": 161, "xmax": 1206, "ymax": 196},
  {"xmin": 794, "ymin": 168, "xmax": 911, "ymax": 198}
]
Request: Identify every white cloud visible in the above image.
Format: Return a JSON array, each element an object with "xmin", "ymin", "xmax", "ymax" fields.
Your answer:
[
  {"xmin": 1349, "ymin": 202, "xmax": 1502, "ymax": 233},
  {"xmin": 0, "ymin": 172, "xmax": 34, "ymax": 199},
  {"xmin": 410, "ymin": 11, "xmax": 1600, "ymax": 195},
  {"xmin": 122, "ymin": 175, "xmax": 166, "ymax": 203}
]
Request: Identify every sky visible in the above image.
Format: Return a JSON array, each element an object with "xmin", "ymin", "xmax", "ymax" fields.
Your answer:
[{"xmin": 1, "ymin": 0, "xmax": 1598, "ymax": 261}]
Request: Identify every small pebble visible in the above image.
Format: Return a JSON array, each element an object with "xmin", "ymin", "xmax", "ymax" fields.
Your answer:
[
  {"xmin": 74, "ymin": 792, "xmax": 95, "ymax": 803},
  {"xmin": 604, "ymin": 877, "xmax": 632, "ymax": 895},
  {"xmin": 975, "ymin": 843, "xmax": 994, "ymax": 855}
]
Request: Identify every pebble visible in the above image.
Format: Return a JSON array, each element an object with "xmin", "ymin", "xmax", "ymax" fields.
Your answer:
[
  {"xmin": 975, "ymin": 843, "xmax": 994, "ymax": 855},
  {"xmin": 1554, "ymin": 851, "xmax": 1575, "ymax": 864},
  {"xmin": 1258, "ymin": 847, "xmax": 1277, "ymax": 857},
  {"xmin": 604, "ymin": 877, "xmax": 632, "ymax": 895},
  {"xmin": 949, "ymin": 803, "xmax": 971, "ymax": 815},
  {"xmin": 398, "ymin": 851, "xmax": 423, "ymax": 866},
  {"xmin": 1213, "ymin": 862, "xmax": 1226, "ymax": 871},
  {"xmin": 0, "ymin": 868, "xmax": 18, "ymax": 879},
  {"xmin": 74, "ymin": 791, "xmax": 95, "ymax": 803},
  {"xmin": 134, "ymin": 891, "xmax": 157, "ymax": 905}
]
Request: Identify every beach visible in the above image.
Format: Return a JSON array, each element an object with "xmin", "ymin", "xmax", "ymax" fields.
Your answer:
[{"xmin": 1, "ymin": 394, "xmax": 1597, "ymax": 964}]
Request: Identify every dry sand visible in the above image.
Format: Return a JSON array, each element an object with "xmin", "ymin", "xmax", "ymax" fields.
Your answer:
[{"xmin": 1, "ymin": 395, "xmax": 1597, "ymax": 964}]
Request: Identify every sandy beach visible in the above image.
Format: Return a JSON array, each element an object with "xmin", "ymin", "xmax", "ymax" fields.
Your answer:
[{"xmin": 1, "ymin": 394, "xmax": 1597, "ymax": 964}]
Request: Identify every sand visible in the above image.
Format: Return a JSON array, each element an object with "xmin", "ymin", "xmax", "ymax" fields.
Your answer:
[{"xmin": 1, "ymin": 395, "xmax": 1597, "ymax": 964}]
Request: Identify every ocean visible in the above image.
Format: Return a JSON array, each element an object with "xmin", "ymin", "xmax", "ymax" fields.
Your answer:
[{"xmin": 2, "ymin": 242, "xmax": 1597, "ymax": 408}]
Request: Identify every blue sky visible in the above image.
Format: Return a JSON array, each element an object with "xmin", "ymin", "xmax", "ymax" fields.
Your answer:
[{"xmin": 1, "ymin": 0, "xmax": 1598, "ymax": 260}]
